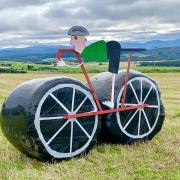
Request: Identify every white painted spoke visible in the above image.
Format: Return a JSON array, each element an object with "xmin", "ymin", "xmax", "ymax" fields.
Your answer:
[
  {"xmin": 147, "ymin": 105, "xmax": 159, "ymax": 108},
  {"xmin": 124, "ymin": 109, "xmax": 139, "ymax": 130},
  {"xmin": 39, "ymin": 116, "xmax": 64, "ymax": 121},
  {"xmin": 75, "ymin": 120, "xmax": 91, "ymax": 139},
  {"xmin": 69, "ymin": 121, "xmax": 74, "ymax": 153},
  {"xmin": 142, "ymin": 109, "xmax": 151, "ymax": 130},
  {"xmin": 130, "ymin": 83, "xmax": 140, "ymax": 103},
  {"xmin": 74, "ymin": 96, "xmax": 88, "ymax": 113},
  {"xmin": 138, "ymin": 110, "xmax": 142, "ymax": 136},
  {"xmin": 119, "ymin": 103, "xmax": 139, "ymax": 106},
  {"xmin": 140, "ymin": 79, "xmax": 143, "ymax": 102},
  {"xmin": 50, "ymin": 93, "xmax": 70, "ymax": 113},
  {"xmin": 47, "ymin": 120, "xmax": 69, "ymax": 145},
  {"xmin": 71, "ymin": 88, "xmax": 75, "ymax": 112},
  {"xmin": 143, "ymin": 85, "xmax": 153, "ymax": 103}
]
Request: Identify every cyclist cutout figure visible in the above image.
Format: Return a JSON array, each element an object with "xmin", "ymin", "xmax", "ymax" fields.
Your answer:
[{"xmin": 68, "ymin": 26, "xmax": 121, "ymax": 108}]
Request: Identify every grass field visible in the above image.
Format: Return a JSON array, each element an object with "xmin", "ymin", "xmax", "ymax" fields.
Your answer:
[{"xmin": 0, "ymin": 72, "xmax": 180, "ymax": 179}]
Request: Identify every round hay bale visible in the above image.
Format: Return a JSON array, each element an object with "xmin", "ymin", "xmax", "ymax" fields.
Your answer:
[
  {"xmin": 90, "ymin": 70, "xmax": 165, "ymax": 144},
  {"xmin": 0, "ymin": 77, "xmax": 101, "ymax": 161}
]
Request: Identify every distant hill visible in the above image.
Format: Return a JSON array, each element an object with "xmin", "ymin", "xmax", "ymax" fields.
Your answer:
[
  {"xmin": 0, "ymin": 44, "xmax": 74, "ymax": 63},
  {"xmin": 0, "ymin": 39, "xmax": 180, "ymax": 63},
  {"xmin": 132, "ymin": 46, "xmax": 180, "ymax": 61},
  {"xmin": 121, "ymin": 39, "xmax": 180, "ymax": 50}
]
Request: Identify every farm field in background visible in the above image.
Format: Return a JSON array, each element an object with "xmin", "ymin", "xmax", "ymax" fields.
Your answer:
[
  {"xmin": 0, "ymin": 72, "xmax": 180, "ymax": 179},
  {"xmin": 1, "ymin": 61, "xmax": 180, "ymax": 74}
]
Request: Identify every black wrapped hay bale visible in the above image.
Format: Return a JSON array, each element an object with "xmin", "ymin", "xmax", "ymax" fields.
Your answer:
[
  {"xmin": 0, "ymin": 77, "xmax": 101, "ymax": 161},
  {"xmin": 91, "ymin": 70, "xmax": 165, "ymax": 144}
]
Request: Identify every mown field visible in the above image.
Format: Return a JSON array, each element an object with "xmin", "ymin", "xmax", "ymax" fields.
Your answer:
[{"xmin": 0, "ymin": 72, "xmax": 180, "ymax": 179}]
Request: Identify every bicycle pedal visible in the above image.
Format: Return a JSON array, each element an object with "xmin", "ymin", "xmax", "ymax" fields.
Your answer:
[{"xmin": 102, "ymin": 101, "xmax": 114, "ymax": 109}]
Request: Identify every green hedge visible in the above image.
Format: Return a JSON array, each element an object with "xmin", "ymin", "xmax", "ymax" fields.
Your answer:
[{"xmin": 0, "ymin": 67, "xmax": 27, "ymax": 73}]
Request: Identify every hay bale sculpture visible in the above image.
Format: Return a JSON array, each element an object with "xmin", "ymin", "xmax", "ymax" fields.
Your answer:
[{"xmin": 0, "ymin": 26, "xmax": 165, "ymax": 161}]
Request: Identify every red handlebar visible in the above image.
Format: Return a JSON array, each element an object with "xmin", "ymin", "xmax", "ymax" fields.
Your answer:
[{"xmin": 56, "ymin": 49, "xmax": 76, "ymax": 61}]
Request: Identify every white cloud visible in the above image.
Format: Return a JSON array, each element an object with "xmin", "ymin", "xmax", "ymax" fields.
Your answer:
[{"xmin": 0, "ymin": 0, "xmax": 180, "ymax": 48}]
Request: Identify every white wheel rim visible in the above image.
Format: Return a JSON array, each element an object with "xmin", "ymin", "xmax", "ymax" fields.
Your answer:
[
  {"xmin": 34, "ymin": 84, "xmax": 98, "ymax": 158},
  {"xmin": 116, "ymin": 77, "xmax": 160, "ymax": 139}
]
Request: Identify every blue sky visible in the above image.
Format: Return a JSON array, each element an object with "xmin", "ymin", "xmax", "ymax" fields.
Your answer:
[{"xmin": 0, "ymin": 0, "xmax": 180, "ymax": 48}]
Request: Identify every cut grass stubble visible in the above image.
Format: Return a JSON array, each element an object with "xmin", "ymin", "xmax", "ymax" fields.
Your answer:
[{"xmin": 0, "ymin": 72, "xmax": 180, "ymax": 179}]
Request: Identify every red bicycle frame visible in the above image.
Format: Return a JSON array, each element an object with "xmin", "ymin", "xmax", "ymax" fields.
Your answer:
[{"xmin": 56, "ymin": 49, "xmax": 148, "ymax": 119}]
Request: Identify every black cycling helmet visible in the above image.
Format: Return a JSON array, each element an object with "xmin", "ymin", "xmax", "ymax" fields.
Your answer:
[{"xmin": 68, "ymin": 26, "xmax": 89, "ymax": 36}]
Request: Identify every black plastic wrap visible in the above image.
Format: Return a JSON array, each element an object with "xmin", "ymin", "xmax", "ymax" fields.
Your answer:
[
  {"xmin": 0, "ymin": 77, "xmax": 101, "ymax": 161},
  {"xmin": 90, "ymin": 70, "xmax": 165, "ymax": 144}
]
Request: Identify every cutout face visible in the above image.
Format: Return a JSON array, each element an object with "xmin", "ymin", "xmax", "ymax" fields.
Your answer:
[{"xmin": 70, "ymin": 36, "xmax": 87, "ymax": 53}]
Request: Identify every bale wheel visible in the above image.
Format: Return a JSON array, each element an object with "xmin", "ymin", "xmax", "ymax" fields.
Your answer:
[
  {"xmin": 0, "ymin": 77, "xmax": 100, "ymax": 160},
  {"xmin": 90, "ymin": 70, "xmax": 165, "ymax": 144},
  {"xmin": 115, "ymin": 76, "xmax": 165, "ymax": 143}
]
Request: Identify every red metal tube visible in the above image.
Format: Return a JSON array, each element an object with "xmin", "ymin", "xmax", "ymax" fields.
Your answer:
[
  {"xmin": 121, "ymin": 51, "xmax": 132, "ymax": 107},
  {"xmin": 56, "ymin": 49, "xmax": 103, "ymax": 112},
  {"xmin": 75, "ymin": 53, "xmax": 103, "ymax": 111},
  {"xmin": 64, "ymin": 104, "xmax": 149, "ymax": 119},
  {"xmin": 56, "ymin": 49, "xmax": 75, "ymax": 61}
]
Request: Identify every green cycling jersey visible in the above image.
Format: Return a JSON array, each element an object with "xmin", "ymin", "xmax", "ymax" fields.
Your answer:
[{"xmin": 81, "ymin": 40, "xmax": 108, "ymax": 62}]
